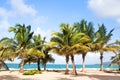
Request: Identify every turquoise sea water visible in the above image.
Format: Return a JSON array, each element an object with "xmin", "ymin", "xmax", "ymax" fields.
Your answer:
[{"xmin": 3, "ymin": 63, "xmax": 119, "ymax": 70}]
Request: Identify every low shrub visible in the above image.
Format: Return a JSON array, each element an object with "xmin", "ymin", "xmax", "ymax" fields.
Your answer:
[{"xmin": 23, "ymin": 70, "xmax": 42, "ymax": 75}]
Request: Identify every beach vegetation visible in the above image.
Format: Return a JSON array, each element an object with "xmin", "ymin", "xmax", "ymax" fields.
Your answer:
[
  {"xmin": 92, "ymin": 24, "xmax": 114, "ymax": 71},
  {"xmin": 9, "ymin": 24, "xmax": 34, "ymax": 72},
  {"xmin": 109, "ymin": 40, "xmax": 120, "ymax": 70},
  {"xmin": 21, "ymin": 34, "xmax": 54, "ymax": 71},
  {"xmin": 23, "ymin": 70, "xmax": 42, "ymax": 75},
  {"xmin": 50, "ymin": 23, "xmax": 78, "ymax": 75},
  {"xmin": 25, "ymin": 47, "xmax": 45, "ymax": 70},
  {"xmin": 0, "ymin": 19, "xmax": 118, "ymax": 74},
  {"xmin": 25, "ymin": 34, "xmax": 46, "ymax": 71},
  {"xmin": 73, "ymin": 19, "xmax": 94, "ymax": 72},
  {"xmin": 41, "ymin": 45, "xmax": 55, "ymax": 71},
  {"xmin": 32, "ymin": 34, "xmax": 45, "ymax": 71},
  {"xmin": 50, "ymin": 23, "xmax": 92, "ymax": 75},
  {"xmin": 0, "ymin": 38, "xmax": 17, "ymax": 70}
]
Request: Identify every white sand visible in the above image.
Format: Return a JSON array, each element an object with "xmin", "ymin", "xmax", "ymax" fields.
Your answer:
[{"xmin": 0, "ymin": 70, "xmax": 120, "ymax": 80}]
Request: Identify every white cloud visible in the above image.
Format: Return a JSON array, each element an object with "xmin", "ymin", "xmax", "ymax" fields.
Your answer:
[
  {"xmin": 10, "ymin": 0, "xmax": 37, "ymax": 16},
  {"xmin": 88, "ymin": 0, "xmax": 120, "ymax": 21},
  {"xmin": 117, "ymin": 18, "xmax": 120, "ymax": 23},
  {"xmin": 0, "ymin": 0, "xmax": 37, "ymax": 32},
  {"xmin": 0, "ymin": 20, "xmax": 10, "ymax": 29},
  {"xmin": 86, "ymin": 52, "xmax": 100, "ymax": 64},
  {"xmin": 0, "ymin": 0, "xmax": 49, "ymax": 41},
  {"xmin": 0, "ymin": 7, "xmax": 10, "ymax": 19},
  {"xmin": 0, "ymin": 0, "xmax": 37, "ymax": 19},
  {"xmin": 34, "ymin": 27, "xmax": 51, "ymax": 42},
  {"xmin": 51, "ymin": 54, "xmax": 65, "ymax": 64}
]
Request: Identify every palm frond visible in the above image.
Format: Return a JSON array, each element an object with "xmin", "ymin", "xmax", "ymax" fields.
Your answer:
[{"xmin": 27, "ymin": 48, "xmax": 45, "ymax": 58}]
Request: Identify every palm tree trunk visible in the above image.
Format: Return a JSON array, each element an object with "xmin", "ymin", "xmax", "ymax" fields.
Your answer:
[
  {"xmin": 2, "ymin": 61, "xmax": 9, "ymax": 70},
  {"xmin": 100, "ymin": 52, "xmax": 103, "ymax": 71},
  {"xmin": 20, "ymin": 57, "xmax": 25, "ymax": 73},
  {"xmin": 44, "ymin": 63, "xmax": 46, "ymax": 71},
  {"xmin": 118, "ymin": 65, "xmax": 120, "ymax": 71},
  {"xmin": 37, "ymin": 58, "xmax": 41, "ymax": 71},
  {"xmin": 82, "ymin": 53, "xmax": 86, "ymax": 72},
  {"xmin": 65, "ymin": 55, "xmax": 69, "ymax": 74},
  {"xmin": 0, "ymin": 61, "xmax": 2, "ymax": 70},
  {"xmin": 71, "ymin": 55, "xmax": 77, "ymax": 75},
  {"xmin": 118, "ymin": 51, "xmax": 120, "ymax": 71}
]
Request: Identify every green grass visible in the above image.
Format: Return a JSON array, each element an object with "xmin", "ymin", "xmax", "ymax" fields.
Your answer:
[{"xmin": 23, "ymin": 70, "xmax": 42, "ymax": 75}]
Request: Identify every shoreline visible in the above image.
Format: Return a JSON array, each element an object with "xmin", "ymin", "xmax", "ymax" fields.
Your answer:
[
  {"xmin": 6, "ymin": 63, "xmax": 119, "ymax": 70},
  {"xmin": 5, "ymin": 67, "xmax": 118, "ymax": 71}
]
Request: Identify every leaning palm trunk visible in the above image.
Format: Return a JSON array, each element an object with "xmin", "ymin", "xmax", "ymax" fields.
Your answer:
[
  {"xmin": 65, "ymin": 55, "xmax": 69, "ymax": 74},
  {"xmin": 118, "ymin": 53, "xmax": 120, "ymax": 70},
  {"xmin": 0, "ymin": 61, "xmax": 2, "ymax": 70},
  {"xmin": 37, "ymin": 58, "xmax": 41, "ymax": 71},
  {"xmin": 71, "ymin": 55, "xmax": 77, "ymax": 75},
  {"xmin": 82, "ymin": 53, "xmax": 86, "ymax": 72},
  {"xmin": 119, "ymin": 65, "xmax": 120, "ymax": 71},
  {"xmin": 20, "ymin": 57, "xmax": 25, "ymax": 73},
  {"xmin": 44, "ymin": 63, "xmax": 46, "ymax": 71},
  {"xmin": 2, "ymin": 61, "xmax": 9, "ymax": 70},
  {"xmin": 100, "ymin": 52, "xmax": 103, "ymax": 71}
]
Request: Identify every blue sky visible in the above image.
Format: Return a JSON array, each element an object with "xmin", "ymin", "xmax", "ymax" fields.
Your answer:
[{"xmin": 0, "ymin": 0, "xmax": 120, "ymax": 64}]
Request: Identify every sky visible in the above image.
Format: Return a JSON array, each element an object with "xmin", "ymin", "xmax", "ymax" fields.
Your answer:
[{"xmin": 0, "ymin": 0, "xmax": 120, "ymax": 64}]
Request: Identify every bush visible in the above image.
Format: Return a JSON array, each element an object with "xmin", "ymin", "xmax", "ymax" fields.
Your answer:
[{"xmin": 23, "ymin": 70, "xmax": 42, "ymax": 75}]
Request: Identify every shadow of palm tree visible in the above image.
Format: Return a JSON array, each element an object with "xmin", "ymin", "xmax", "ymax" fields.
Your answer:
[
  {"xmin": 76, "ymin": 72, "xmax": 120, "ymax": 80},
  {"xmin": 0, "ymin": 75, "xmax": 35, "ymax": 80},
  {"xmin": 57, "ymin": 78, "xmax": 73, "ymax": 80},
  {"xmin": 0, "ymin": 75, "xmax": 22, "ymax": 80}
]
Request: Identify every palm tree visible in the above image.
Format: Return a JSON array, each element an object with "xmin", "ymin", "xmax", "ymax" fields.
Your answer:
[
  {"xmin": 25, "ymin": 47, "xmax": 45, "ymax": 69},
  {"xmin": 109, "ymin": 40, "xmax": 120, "ymax": 70},
  {"xmin": 110, "ymin": 53, "xmax": 120, "ymax": 70},
  {"xmin": 9, "ymin": 24, "xmax": 34, "ymax": 72},
  {"xmin": 50, "ymin": 23, "xmax": 89, "ymax": 75},
  {"xmin": 50, "ymin": 24, "xmax": 76, "ymax": 75},
  {"xmin": 74, "ymin": 19, "xmax": 94, "ymax": 72},
  {"xmin": 32, "ymin": 34, "xmax": 46, "ymax": 71},
  {"xmin": 93, "ymin": 24, "xmax": 114, "ymax": 71},
  {"xmin": 0, "ymin": 38, "xmax": 17, "ymax": 70},
  {"xmin": 41, "ymin": 45, "xmax": 55, "ymax": 71},
  {"xmin": 24, "ymin": 35, "xmax": 54, "ymax": 71}
]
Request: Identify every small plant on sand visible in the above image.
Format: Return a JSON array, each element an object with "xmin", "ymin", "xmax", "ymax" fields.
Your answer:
[{"xmin": 23, "ymin": 70, "xmax": 42, "ymax": 75}]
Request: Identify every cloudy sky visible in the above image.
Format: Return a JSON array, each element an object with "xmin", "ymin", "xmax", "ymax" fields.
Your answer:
[{"xmin": 0, "ymin": 0, "xmax": 120, "ymax": 64}]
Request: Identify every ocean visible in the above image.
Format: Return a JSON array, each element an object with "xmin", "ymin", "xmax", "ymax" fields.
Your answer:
[{"xmin": 3, "ymin": 63, "xmax": 119, "ymax": 70}]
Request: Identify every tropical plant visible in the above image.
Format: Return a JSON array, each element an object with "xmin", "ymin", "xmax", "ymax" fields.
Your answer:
[
  {"xmin": 41, "ymin": 45, "xmax": 55, "ymax": 71},
  {"xmin": 50, "ymin": 23, "xmax": 90, "ymax": 75},
  {"xmin": 110, "ymin": 53, "xmax": 120, "ymax": 70},
  {"xmin": 23, "ymin": 70, "xmax": 42, "ymax": 75},
  {"xmin": 73, "ymin": 19, "xmax": 94, "ymax": 72},
  {"xmin": 25, "ymin": 47, "xmax": 45, "ymax": 70},
  {"xmin": 0, "ymin": 38, "xmax": 17, "ymax": 70},
  {"xmin": 109, "ymin": 40, "xmax": 120, "ymax": 70},
  {"xmin": 93, "ymin": 24, "xmax": 114, "ymax": 71},
  {"xmin": 50, "ymin": 24, "xmax": 76, "ymax": 75},
  {"xmin": 9, "ymin": 24, "xmax": 34, "ymax": 72},
  {"xmin": 24, "ymin": 34, "xmax": 45, "ymax": 71},
  {"xmin": 32, "ymin": 34, "xmax": 46, "ymax": 71},
  {"xmin": 21, "ymin": 34, "xmax": 53, "ymax": 71}
]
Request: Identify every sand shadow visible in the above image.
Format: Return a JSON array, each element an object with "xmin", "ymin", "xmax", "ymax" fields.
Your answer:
[
  {"xmin": 0, "ymin": 75, "xmax": 22, "ymax": 80},
  {"xmin": 57, "ymin": 78, "xmax": 73, "ymax": 80},
  {"xmin": 75, "ymin": 72, "xmax": 120, "ymax": 80},
  {"xmin": 104, "ymin": 70, "xmax": 120, "ymax": 74},
  {"xmin": 0, "ymin": 75, "xmax": 35, "ymax": 80}
]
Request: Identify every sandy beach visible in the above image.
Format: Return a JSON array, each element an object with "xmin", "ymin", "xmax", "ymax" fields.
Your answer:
[{"xmin": 0, "ymin": 70, "xmax": 119, "ymax": 80}]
